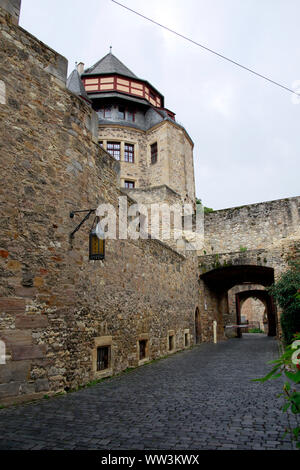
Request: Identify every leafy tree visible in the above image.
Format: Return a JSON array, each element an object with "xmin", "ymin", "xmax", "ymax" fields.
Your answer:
[{"xmin": 268, "ymin": 260, "xmax": 300, "ymax": 344}]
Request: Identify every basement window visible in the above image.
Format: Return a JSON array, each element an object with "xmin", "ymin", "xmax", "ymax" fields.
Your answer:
[
  {"xmin": 139, "ymin": 340, "xmax": 147, "ymax": 360},
  {"xmin": 124, "ymin": 180, "xmax": 135, "ymax": 189},
  {"xmin": 137, "ymin": 335, "xmax": 149, "ymax": 364},
  {"xmin": 168, "ymin": 334, "xmax": 174, "ymax": 351},
  {"xmin": 97, "ymin": 346, "xmax": 110, "ymax": 371}
]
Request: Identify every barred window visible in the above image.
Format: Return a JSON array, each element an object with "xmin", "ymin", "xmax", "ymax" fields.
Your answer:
[
  {"xmin": 107, "ymin": 142, "xmax": 121, "ymax": 160},
  {"xmin": 97, "ymin": 346, "xmax": 110, "ymax": 371},
  {"xmin": 124, "ymin": 143, "xmax": 134, "ymax": 163}
]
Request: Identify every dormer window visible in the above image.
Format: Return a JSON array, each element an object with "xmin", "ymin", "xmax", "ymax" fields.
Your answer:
[
  {"xmin": 127, "ymin": 109, "xmax": 135, "ymax": 122},
  {"xmin": 118, "ymin": 106, "xmax": 125, "ymax": 120},
  {"xmin": 103, "ymin": 106, "xmax": 112, "ymax": 118}
]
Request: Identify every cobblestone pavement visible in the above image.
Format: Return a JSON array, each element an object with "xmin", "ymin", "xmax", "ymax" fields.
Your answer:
[{"xmin": 0, "ymin": 334, "xmax": 298, "ymax": 450}]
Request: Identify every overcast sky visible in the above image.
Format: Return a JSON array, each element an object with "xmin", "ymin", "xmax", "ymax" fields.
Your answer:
[{"xmin": 20, "ymin": 0, "xmax": 300, "ymax": 210}]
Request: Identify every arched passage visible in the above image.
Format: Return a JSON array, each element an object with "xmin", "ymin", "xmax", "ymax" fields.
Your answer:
[
  {"xmin": 236, "ymin": 289, "xmax": 277, "ymax": 337},
  {"xmin": 240, "ymin": 297, "xmax": 266, "ymax": 331},
  {"xmin": 200, "ymin": 265, "xmax": 277, "ymax": 341}
]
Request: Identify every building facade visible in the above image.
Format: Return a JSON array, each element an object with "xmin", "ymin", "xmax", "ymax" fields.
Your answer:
[{"xmin": 0, "ymin": 0, "xmax": 299, "ymax": 406}]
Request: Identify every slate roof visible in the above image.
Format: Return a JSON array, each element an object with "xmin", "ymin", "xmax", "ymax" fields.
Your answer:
[
  {"xmin": 67, "ymin": 69, "xmax": 90, "ymax": 101},
  {"xmin": 83, "ymin": 53, "xmax": 138, "ymax": 79}
]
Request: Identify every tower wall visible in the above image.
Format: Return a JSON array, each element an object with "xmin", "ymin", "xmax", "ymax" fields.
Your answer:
[
  {"xmin": 98, "ymin": 125, "xmax": 148, "ymax": 188},
  {"xmin": 98, "ymin": 120, "xmax": 195, "ymax": 205}
]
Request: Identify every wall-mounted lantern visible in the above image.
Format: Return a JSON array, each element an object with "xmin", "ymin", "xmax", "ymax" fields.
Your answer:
[
  {"xmin": 70, "ymin": 209, "xmax": 105, "ymax": 261},
  {"xmin": 89, "ymin": 217, "xmax": 105, "ymax": 260}
]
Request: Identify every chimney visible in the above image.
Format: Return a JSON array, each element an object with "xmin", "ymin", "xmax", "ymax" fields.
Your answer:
[
  {"xmin": 77, "ymin": 62, "xmax": 84, "ymax": 75},
  {"xmin": 0, "ymin": 0, "xmax": 21, "ymax": 25}
]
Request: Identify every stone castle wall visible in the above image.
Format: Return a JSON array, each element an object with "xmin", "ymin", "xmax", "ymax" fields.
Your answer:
[
  {"xmin": 204, "ymin": 197, "xmax": 300, "ymax": 255},
  {"xmin": 0, "ymin": 6, "xmax": 200, "ymax": 404}
]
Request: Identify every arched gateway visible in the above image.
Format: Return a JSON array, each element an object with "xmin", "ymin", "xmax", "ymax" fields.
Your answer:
[
  {"xmin": 236, "ymin": 289, "xmax": 277, "ymax": 337},
  {"xmin": 199, "ymin": 264, "xmax": 278, "ymax": 341}
]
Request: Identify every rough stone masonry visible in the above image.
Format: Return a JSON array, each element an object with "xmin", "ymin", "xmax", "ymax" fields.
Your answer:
[
  {"xmin": 0, "ymin": 0, "xmax": 299, "ymax": 405},
  {"xmin": 0, "ymin": 2, "xmax": 200, "ymax": 404}
]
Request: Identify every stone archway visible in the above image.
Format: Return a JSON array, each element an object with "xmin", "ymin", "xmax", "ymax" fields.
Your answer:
[{"xmin": 199, "ymin": 265, "xmax": 277, "ymax": 341}]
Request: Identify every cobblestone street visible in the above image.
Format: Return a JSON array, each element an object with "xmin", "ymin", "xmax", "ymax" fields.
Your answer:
[{"xmin": 0, "ymin": 334, "xmax": 297, "ymax": 450}]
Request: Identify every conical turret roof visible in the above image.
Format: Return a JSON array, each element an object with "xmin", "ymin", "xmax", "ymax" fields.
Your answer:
[
  {"xmin": 67, "ymin": 68, "xmax": 90, "ymax": 101},
  {"xmin": 83, "ymin": 52, "xmax": 137, "ymax": 79}
]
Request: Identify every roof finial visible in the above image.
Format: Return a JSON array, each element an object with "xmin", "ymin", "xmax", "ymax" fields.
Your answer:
[{"xmin": 109, "ymin": 45, "xmax": 112, "ymax": 54}]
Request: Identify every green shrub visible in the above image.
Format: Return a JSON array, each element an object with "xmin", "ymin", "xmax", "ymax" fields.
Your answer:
[
  {"xmin": 195, "ymin": 198, "xmax": 214, "ymax": 214},
  {"xmin": 253, "ymin": 332, "xmax": 300, "ymax": 448},
  {"xmin": 248, "ymin": 328, "xmax": 264, "ymax": 333},
  {"xmin": 268, "ymin": 260, "xmax": 300, "ymax": 344}
]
